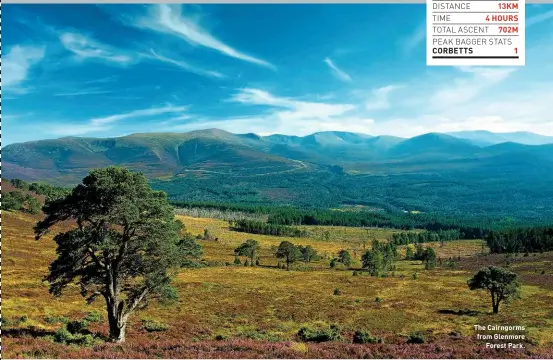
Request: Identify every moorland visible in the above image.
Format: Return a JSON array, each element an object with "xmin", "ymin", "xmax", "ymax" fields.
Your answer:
[{"xmin": 2, "ymin": 129, "xmax": 553, "ymax": 358}]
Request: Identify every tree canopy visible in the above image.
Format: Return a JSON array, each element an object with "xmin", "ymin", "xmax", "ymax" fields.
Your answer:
[
  {"xmin": 275, "ymin": 241, "xmax": 302, "ymax": 270},
  {"xmin": 34, "ymin": 167, "xmax": 202, "ymax": 342},
  {"xmin": 468, "ymin": 266, "xmax": 520, "ymax": 314},
  {"xmin": 234, "ymin": 239, "xmax": 261, "ymax": 264}
]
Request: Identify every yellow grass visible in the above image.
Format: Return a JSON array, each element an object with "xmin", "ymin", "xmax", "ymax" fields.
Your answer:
[{"xmin": 3, "ymin": 211, "xmax": 553, "ymax": 350}]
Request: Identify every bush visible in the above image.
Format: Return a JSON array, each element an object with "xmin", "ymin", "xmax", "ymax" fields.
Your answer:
[
  {"xmin": 352, "ymin": 271, "xmax": 359, "ymax": 276},
  {"xmin": 215, "ymin": 334, "xmax": 228, "ymax": 340},
  {"xmin": 45, "ymin": 315, "xmax": 70, "ymax": 324},
  {"xmin": 142, "ymin": 319, "xmax": 169, "ymax": 332},
  {"xmin": 53, "ymin": 328, "xmax": 97, "ymax": 346},
  {"xmin": 333, "ymin": 288, "xmax": 341, "ymax": 296},
  {"xmin": 298, "ymin": 324, "xmax": 343, "ymax": 342},
  {"xmin": 412, "ymin": 272, "xmax": 419, "ymax": 280},
  {"xmin": 407, "ymin": 332, "xmax": 426, "ymax": 344},
  {"xmin": 53, "ymin": 328, "xmax": 73, "ymax": 344},
  {"xmin": 353, "ymin": 330, "xmax": 382, "ymax": 344},
  {"xmin": 234, "ymin": 257, "xmax": 241, "ymax": 265},
  {"xmin": 84, "ymin": 311, "xmax": 102, "ymax": 323},
  {"xmin": 66, "ymin": 320, "xmax": 89, "ymax": 334},
  {"xmin": 375, "ymin": 297, "xmax": 381, "ymax": 303},
  {"xmin": 4, "ymin": 315, "xmax": 29, "ymax": 327}
]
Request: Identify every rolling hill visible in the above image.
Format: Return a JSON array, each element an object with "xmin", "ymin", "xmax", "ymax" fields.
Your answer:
[{"xmin": 3, "ymin": 129, "xmax": 553, "ymax": 221}]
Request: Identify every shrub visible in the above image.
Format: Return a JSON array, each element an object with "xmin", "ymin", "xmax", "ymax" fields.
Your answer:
[
  {"xmin": 353, "ymin": 330, "xmax": 382, "ymax": 344},
  {"xmin": 412, "ymin": 272, "xmax": 419, "ymax": 280},
  {"xmin": 84, "ymin": 311, "xmax": 102, "ymax": 323},
  {"xmin": 45, "ymin": 315, "xmax": 70, "ymax": 324},
  {"xmin": 53, "ymin": 328, "xmax": 73, "ymax": 344},
  {"xmin": 298, "ymin": 324, "xmax": 343, "ymax": 342},
  {"xmin": 66, "ymin": 320, "xmax": 89, "ymax": 334},
  {"xmin": 238, "ymin": 329, "xmax": 284, "ymax": 342},
  {"xmin": 53, "ymin": 328, "xmax": 98, "ymax": 346},
  {"xmin": 4, "ymin": 315, "xmax": 29, "ymax": 327},
  {"xmin": 72, "ymin": 334, "xmax": 97, "ymax": 346},
  {"xmin": 142, "ymin": 319, "xmax": 169, "ymax": 332},
  {"xmin": 352, "ymin": 271, "xmax": 359, "ymax": 276},
  {"xmin": 215, "ymin": 334, "xmax": 228, "ymax": 340},
  {"xmin": 234, "ymin": 257, "xmax": 241, "ymax": 265},
  {"xmin": 407, "ymin": 332, "xmax": 426, "ymax": 344},
  {"xmin": 256, "ymin": 259, "xmax": 260, "ymax": 266},
  {"xmin": 375, "ymin": 297, "xmax": 381, "ymax": 303},
  {"xmin": 333, "ymin": 288, "xmax": 341, "ymax": 296}
]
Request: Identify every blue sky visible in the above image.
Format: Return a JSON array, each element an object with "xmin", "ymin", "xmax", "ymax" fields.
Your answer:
[{"xmin": 3, "ymin": 4, "xmax": 553, "ymax": 145}]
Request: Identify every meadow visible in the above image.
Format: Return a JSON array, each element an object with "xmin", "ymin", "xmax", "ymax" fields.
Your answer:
[{"xmin": 2, "ymin": 211, "xmax": 553, "ymax": 358}]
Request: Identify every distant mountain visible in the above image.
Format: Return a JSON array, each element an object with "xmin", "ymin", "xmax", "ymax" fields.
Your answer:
[
  {"xmin": 4, "ymin": 128, "xmax": 553, "ymax": 221},
  {"xmin": 387, "ymin": 133, "xmax": 479, "ymax": 160},
  {"xmin": 3, "ymin": 128, "xmax": 553, "ymax": 184},
  {"xmin": 2, "ymin": 129, "xmax": 306, "ymax": 184},
  {"xmin": 448, "ymin": 130, "xmax": 553, "ymax": 146}
]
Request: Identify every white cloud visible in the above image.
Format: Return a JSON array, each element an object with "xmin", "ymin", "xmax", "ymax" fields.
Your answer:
[
  {"xmin": 133, "ymin": 4, "xmax": 274, "ymax": 69},
  {"xmin": 46, "ymin": 105, "xmax": 190, "ymax": 136},
  {"xmin": 428, "ymin": 67, "xmax": 516, "ymax": 110},
  {"xmin": 527, "ymin": 9, "xmax": 553, "ymax": 26},
  {"xmin": 89, "ymin": 105, "xmax": 188, "ymax": 126},
  {"xmin": 323, "ymin": 57, "xmax": 352, "ymax": 82},
  {"xmin": 59, "ymin": 31, "xmax": 224, "ymax": 78},
  {"xmin": 219, "ymin": 88, "xmax": 367, "ymax": 135},
  {"xmin": 48, "ymin": 124, "xmax": 111, "ymax": 136},
  {"xmin": 54, "ymin": 89, "xmax": 113, "ymax": 97},
  {"xmin": 402, "ymin": 24, "xmax": 425, "ymax": 53},
  {"xmin": 60, "ymin": 32, "xmax": 134, "ymax": 64},
  {"xmin": 147, "ymin": 49, "xmax": 225, "ymax": 79},
  {"xmin": 365, "ymin": 85, "xmax": 404, "ymax": 111},
  {"xmin": 3, "ymin": 45, "xmax": 45, "ymax": 89}
]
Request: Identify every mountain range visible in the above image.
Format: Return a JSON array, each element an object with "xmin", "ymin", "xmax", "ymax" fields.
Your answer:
[
  {"xmin": 4, "ymin": 129, "xmax": 553, "ymax": 184},
  {"xmin": 3, "ymin": 129, "xmax": 553, "ymax": 221}
]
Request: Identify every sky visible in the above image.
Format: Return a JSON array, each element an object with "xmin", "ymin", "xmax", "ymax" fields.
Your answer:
[{"xmin": 3, "ymin": 4, "xmax": 553, "ymax": 145}]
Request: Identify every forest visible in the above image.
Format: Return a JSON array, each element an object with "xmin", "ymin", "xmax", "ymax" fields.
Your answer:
[{"xmin": 485, "ymin": 227, "xmax": 553, "ymax": 253}]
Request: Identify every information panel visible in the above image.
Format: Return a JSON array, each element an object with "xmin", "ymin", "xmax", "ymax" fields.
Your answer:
[{"xmin": 427, "ymin": 0, "xmax": 525, "ymax": 66}]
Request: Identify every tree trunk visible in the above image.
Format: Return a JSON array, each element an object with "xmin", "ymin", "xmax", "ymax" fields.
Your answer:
[
  {"xmin": 491, "ymin": 292, "xmax": 500, "ymax": 314},
  {"xmin": 106, "ymin": 298, "xmax": 128, "ymax": 343},
  {"xmin": 109, "ymin": 319, "xmax": 127, "ymax": 343}
]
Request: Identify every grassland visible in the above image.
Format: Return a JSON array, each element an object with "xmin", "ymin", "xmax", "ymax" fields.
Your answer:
[{"xmin": 2, "ymin": 211, "xmax": 553, "ymax": 358}]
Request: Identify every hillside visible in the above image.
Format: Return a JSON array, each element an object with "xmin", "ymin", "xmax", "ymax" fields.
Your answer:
[
  {"xmin": 4, "ymin": 129, "xmax": 553, "ymax": 221},
  {"xmin": 3, "ymin": 210, "xmax": 553, "ymax": 358}
]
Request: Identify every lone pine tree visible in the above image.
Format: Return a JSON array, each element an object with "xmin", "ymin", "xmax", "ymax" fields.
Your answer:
[
  {"xmin": 34, "ymin": 167, "xmax": 201, "ymax": 343},
  {"xmin": 468, "ymin": 266, "xmax": 520, "ymax": 314}
]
